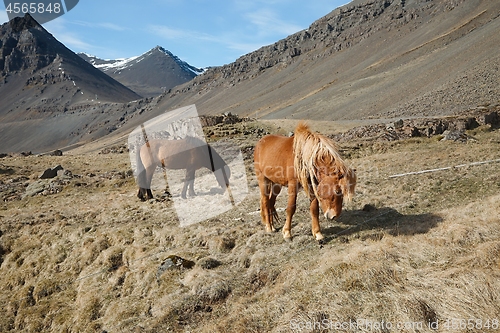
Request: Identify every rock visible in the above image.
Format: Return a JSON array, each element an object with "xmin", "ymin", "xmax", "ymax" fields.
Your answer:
[
  {"xmin": 39, "ymin": 165, "xmax": 63, "ymax": 179},
  {"xmin": 362, "ymin": 204, "xmax": 377, "ymax": 212},
  {"xmin": 57, "ymin": 169, "xmax": 73, "ymax": 179},
  {"xmin": 394, "ymin": 119, "xmax": 404, "ymax": 129},
  {"xmin": 465, "ymin": 117, "xmax": 479, "ymax": 130},
  {"xmin": 479, "ymin": 111, "xmax": 499, "ymax": 127},
  {"xmin": 23, "ymin": 180, "xmax": 50, "ymax": 198},
  {"xmin": 156, "ymin": 255, "xmax": 195, "ymax": 280},
  {"xmin": 47, "ymin": 149, "xmax": 63, "ymax": 156},
  {"xmin": 441, "ymin": 130, "xmax": 469, "ymax": 142},
  {"xmin": 404, "ymin": 126, "xmax": 421, "ymax": 137},
  {"xmin": 198, "ymin": 257, "xmax": 222, "ymax": 270}
]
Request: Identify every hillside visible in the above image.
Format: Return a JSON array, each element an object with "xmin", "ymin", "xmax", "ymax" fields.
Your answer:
[
  {"xmin": 150, "ymin": 0, "xmax": 500, "ymax": 120},
  {"xmin": 2, "ymin": 0, "xmax": 500, "ymax": 155},
  {"xmin": 0, "ymin": 120, "xmax": 499, "ymax": 332},
  {"xmin": 0, "ymin": 14, "xmax": 141, "ymax": 153},
  {"xmin": 1, "ymin": 0, "xmax": 499, "ymax": 331},
  {"xmin": 79, "ymin": 47, "xmax": 203, "ymax": 98}
]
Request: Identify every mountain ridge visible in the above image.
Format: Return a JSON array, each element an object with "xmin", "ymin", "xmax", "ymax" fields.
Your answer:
[
  {"xmin": 0, "ymin": 14, "xmax": 142, "ymax": 152},
  {"xmin": 149, "ymin": 0, "xmax": 499, "ymax": 121},
  {"xmin": 78, "ymin": 46, "xmax": 204, "ymax": 97},
  {"xmin": 1, "ymin": 0, "xmax": 500, "ymax": 153}
]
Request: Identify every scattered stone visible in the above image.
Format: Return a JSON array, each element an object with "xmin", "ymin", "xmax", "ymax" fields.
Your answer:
[
  {"xmin": 440, "ymin": 130, "xmax": 473, "ymax": 142},
  {"xmin": 362, "ymin": 204, "xmax": 377, "ymax": 212},
  {"xmin": 199, "ymin": 113, "xmax": 248, "ymax": 127},
  {"xmin": 198, "ymin": 257, "xmax": 222, "ymax": 270},
  {"xmin": 480, "ymin": 111, "xmax": 499, "ymax": 126},
  {"xmin": 57, "ymin": 169, "xmax": 73, "ymax": 180},
  {"xmin": 46, "ymin": 149, "xmax": 63, "ymax": 156},
  {"xmin": 335, "ymin": 108, "xmax": 498, "ymax": 142},
  {"xmin": 394, "ymin": 119, "xmax": 404, "ymax": 129},
  {"xmin": 40, "ymin": 165, "xmax": 64, "ymax": 179},
  {"xmin": 156, "ymin": 255, "xmax": 195, "ymax": 280},
  {"xmin": 100, "ymin": 145, "xmax": 128, "ymax": 154},
  {"xmin": 23, "ymin": 180, "xmax": 50, "ymax": 198}
]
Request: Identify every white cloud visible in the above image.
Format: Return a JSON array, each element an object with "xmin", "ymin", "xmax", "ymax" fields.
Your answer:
[
  {"xmin": 97, "ymin": 22, "xmax": 127, "ymax": 31},
  {"xmin": 45, "ymin": 18, "xmax": 94, "ymax": 51},
  {"xmin": 245, "ymin": 8, "xmax": 302, "ymax": 37},
  {"xmin": 0, "ymin": 9, "xmax": 8, "ymax": 24},
  {"xmin": 148, "ymin": 25, "xmax": 217, "ymax": 42},
  {"xmin": 72, "ymin": 20, "xmax": 127, "ymax": 31}
]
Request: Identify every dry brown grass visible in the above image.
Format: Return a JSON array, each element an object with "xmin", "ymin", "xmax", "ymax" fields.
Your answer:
[{"xmin": 1, "ymin": 123, "xmax": 499, "ymax": 332}]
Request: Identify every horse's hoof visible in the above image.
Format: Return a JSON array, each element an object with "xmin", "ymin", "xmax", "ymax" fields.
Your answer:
[
  {"xmin": 314, "ymin": 233, "xmax": 324, "ymax": 242},
  {"xmin": 265, "ymin": 226, "xmax": 276, "ymax": 233},
  {"xmin": 282, "ymin": 230, "xmax": 292, "ymax": 240}
]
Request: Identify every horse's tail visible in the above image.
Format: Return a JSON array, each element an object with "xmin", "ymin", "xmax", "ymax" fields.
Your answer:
[
  {"xmin": 206, "ymin": 143, "xmax": 235, "ymax": 205},
  {"xmin": 207, "ymin": 143, "xmax": 231, "ymax": 185}
]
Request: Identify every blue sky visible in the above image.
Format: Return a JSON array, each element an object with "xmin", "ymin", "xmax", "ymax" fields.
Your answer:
[{"xmin": 1, "ymin": 1, "xmax": 348, "ymax": 68}]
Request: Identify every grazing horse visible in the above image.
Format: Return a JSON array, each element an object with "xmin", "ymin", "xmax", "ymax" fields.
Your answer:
[
  {"xmin": 254, "ymin": 122, "xmax": 356, "ymax": 241},
  {"xmin": 136, "ymin": 136, "xmax": 231, "ymax": 201}
]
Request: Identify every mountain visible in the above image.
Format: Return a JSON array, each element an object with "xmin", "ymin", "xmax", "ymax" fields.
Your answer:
[
  {"xmin": 147, "ymin": 0, "xmax": 500, "ymax": 121},
  {"xmin": 1, "ymin": 0, "xmax": 500, "ymax": 153},
  {"xmin": 0, "ymin": 14, "xmax": 141, "ymax": 152},
  {"xmin": 78, "ymin": 46, "xmax": 204, "ymax": 97}
]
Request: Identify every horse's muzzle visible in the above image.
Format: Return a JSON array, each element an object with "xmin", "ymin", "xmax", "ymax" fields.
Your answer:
[{"xmin": 324, "ymin": 210, "xmax": 337, "ymax": 220}]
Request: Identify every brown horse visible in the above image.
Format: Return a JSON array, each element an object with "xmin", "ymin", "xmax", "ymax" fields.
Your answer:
[
  {"xmin": 136, "ymin": 136, "xmax": 231, "ymax": 201},
  {"xmin": 254, "ymin": 122, "xmax": 356, "ymax": 241}
]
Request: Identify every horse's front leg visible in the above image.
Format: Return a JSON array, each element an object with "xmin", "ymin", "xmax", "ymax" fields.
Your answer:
[
  {"xmin": 282, "ymin": 181, "xmax": 297, "ymax": 240},
  {"xmin": 310, "ymin": 197, "xmax": 324, "ymax": 241}
]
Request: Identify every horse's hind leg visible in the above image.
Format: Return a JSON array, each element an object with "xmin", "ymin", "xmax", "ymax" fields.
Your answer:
[
  {"xmin": 182, "ymin": 168, "xmax": 196, "ymax": 199},
  {"xmin": 137, "ymin": 188, "xmax": 147, "ymax": 201},
  {"xmin": 269, "ymin": 183, "xmax": 281, "ymax": 223},
  {"xmin": 139, "ymin": 165, "xmax": 155, "ymax": 200},
  {"xmin": 257, "ymin": 175, "xmax": 276, "ymax": 232}
]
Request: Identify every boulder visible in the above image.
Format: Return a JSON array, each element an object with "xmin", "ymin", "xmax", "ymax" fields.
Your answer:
[{"xmin": 39, "ymin": 165, "xmax": 63, "ymax": 179}]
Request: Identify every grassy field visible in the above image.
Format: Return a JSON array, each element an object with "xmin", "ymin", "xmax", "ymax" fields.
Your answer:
[{"xmin": 1, "ymin": 121, "xmax": 499, "ymax": 332}]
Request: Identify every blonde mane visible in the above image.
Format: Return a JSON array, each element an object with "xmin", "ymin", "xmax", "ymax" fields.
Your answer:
[{"xmin": 293, "ymin": 122, "xmax": 355, "ymax": 201}]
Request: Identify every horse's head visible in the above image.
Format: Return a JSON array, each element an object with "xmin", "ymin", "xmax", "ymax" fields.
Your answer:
[
  {"xmin": 315, "ymin": 164, "xmax": 356, "ymax": 220},
  {"xmin": 316, "ymin": 173, "xmax": 344, "ymax": 220}
]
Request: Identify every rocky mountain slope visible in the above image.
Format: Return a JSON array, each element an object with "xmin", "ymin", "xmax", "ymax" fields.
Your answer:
[
  {"xmin": 79, "ymin": 47, "xmax": 203, "ymax": 98},
  {"xmin": 0, "ymin": 14, "xmax": 141, "ymax": 152},
  {"xmin": 152, "ymin": 0, "xmax": 500, "ymax": 120},
  {"xmin": 1, "ymin": 0, "xmax": 500, "ymax": 153}
]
